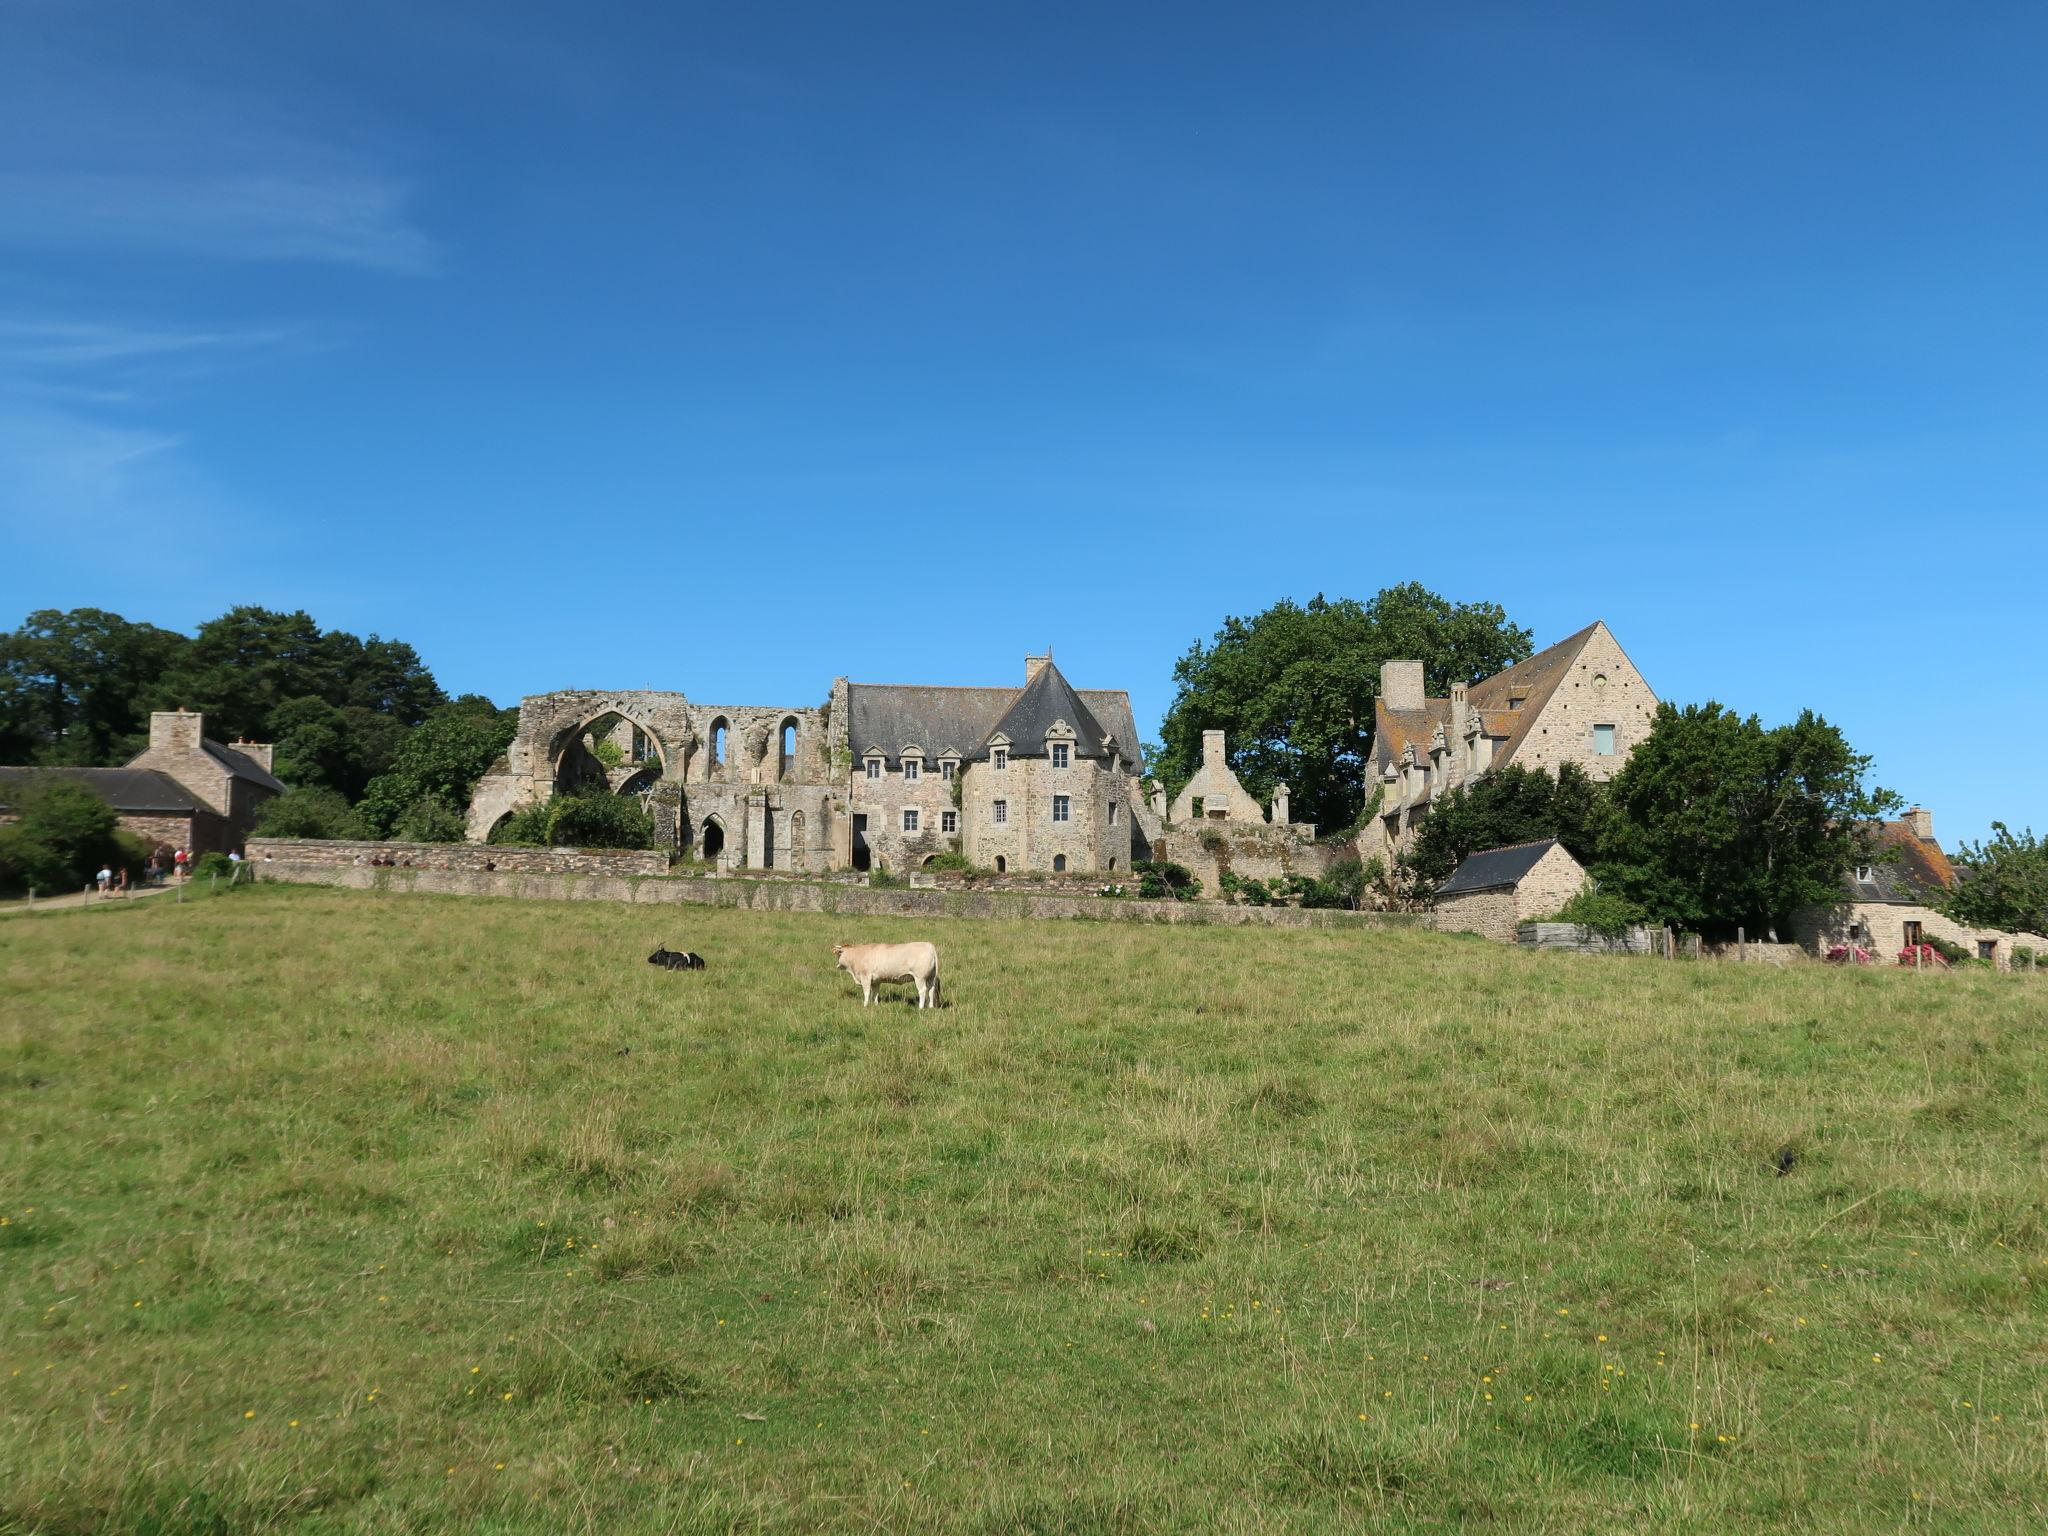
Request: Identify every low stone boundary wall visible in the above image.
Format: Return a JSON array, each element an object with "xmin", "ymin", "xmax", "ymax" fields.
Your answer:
[
  {"xmin": 255, "ymin": 859, "xmax": 1425, "ymax": 931},
  {"xmin": 1517, "ymin": 922, "xmax": 1662, "ymax": 955},
  {"xmin": 246, "ymin": 838, "xmax": 668, "ymax": 878}
]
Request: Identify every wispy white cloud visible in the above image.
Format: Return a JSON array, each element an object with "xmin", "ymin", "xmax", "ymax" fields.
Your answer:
[{"xmin": 0, "ymin": 318, "xmax": 302, "ymax": 367}]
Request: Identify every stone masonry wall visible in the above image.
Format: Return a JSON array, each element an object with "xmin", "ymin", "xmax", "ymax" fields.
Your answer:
[
  {"xmin": 1434, "ymin": 888, "xmax": 1518, "ymax": 942},
  {"xmin": 1513, "ymin": 843, "xmax": 1590, "ymax": 920},
  {"xmin": 1792, "ymin": 900, "xmax": 2048, "ymax": 970},
  {"xmin": 1505, "ymin": 626, "xmax": 1659, "ymax": 785},
  {"xmin": 1156, "ymin": 823, "xmax": 1334, "ymax": 895},
  {"xmin": 247, "ymin": 838, "xmax": 668, "ymax": 877}
]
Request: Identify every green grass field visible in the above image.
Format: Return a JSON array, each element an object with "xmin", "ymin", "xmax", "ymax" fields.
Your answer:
[{"xmin": 3, "ymin": 886, "xmax": 2044, "ymax": 1533}]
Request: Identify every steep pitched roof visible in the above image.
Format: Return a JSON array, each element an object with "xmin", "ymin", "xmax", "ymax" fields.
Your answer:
[
  {"xmin": 974, "ymin": 660, "xmax": 1114, "ymax": 761},
  {"xmin": 0, "ymin": 766, "xmax": 200, "ymax": 814},
  {"xmin": 204, "ymin": 739, "xmax": 285, "ymax": 794},
  {"xmin": 1849, "ymin": 819, "xmax": 1956, "ymax": 905},
  {"xmin": 1437, "ymin": 838, "xmax": 1571, "ymax": 897},
  {"xmin": 1372, "ymin": 698, "xmax": 1452, "ymax": 776},
  {"xmin": 846, "ymin": 669, "xmax": 1138, "ymax": 769},
  {"xmin": 1465, "ymin": 622, "xmax": 1603, "ymax": 769}
]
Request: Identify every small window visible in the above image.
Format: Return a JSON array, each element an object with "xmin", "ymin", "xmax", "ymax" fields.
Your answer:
[
  {"xmin": 1053, "ymin": 854, "xmax": 1067, "ymax": 872},
  {"xmin": 940, "ymin": 759, "xmax": 955, "ymax": 781},
  {"xmin": 993, "ymin": 799, "xmax": 1007, "ymax": 825},
  {"xmin": 903, "ymin": 758, "xmax": 921, "ymax": 782},
  {"xmin": 1856, "ymin": 865, "xmax": 1874, "ymax": 884},
  {"xmin": 902, "ymin": 808, "xmax": 919, "ymax": 832},
  {"xmin": 1190, "ymin": 795, "xmax": 1204, "ymax": 818},
  {"xmin": 994, "ymin": 855, "xmax": 1007, "ymax": 873},
  {"xmin": 1051, "ymin": 743, "xmax": 1069, "ymax": 768},
  {"xmin": 1052, "ymin": 795, "xmax": 1070, "ymax": 823},
  {"xmin": 865, "ymin": 757, "xmax": 883, "ymax": 780},
  {"xmin": 1592, "ymin": 724, "xmax": 1616, "ymax": 756},
  {"xmin": 992, "ymin": 747, "xmax": 1008, "ymax": 771},
  {"xmin": 1978, "ymin": 939, "xmax": 1997, "ymax": 961},
  {"xmin": 941, "ymin": 810, "xmax": 958, "ymax": 833},
  {"xmin": 1108, "ymin": 802, "xmax": 1118, "ymax": 824}
]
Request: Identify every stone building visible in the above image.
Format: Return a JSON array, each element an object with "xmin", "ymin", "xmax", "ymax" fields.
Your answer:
[
  {"xmin": 1152, "ymin": 729, "xmax": 1326, "ymax": 892},
  {"xmin": 1792, "ymin": 808, "xmax": 2048, "ymax": 968},
  {"xmin": 1430, "ymin": 839, "xmax": 1589, "ymax": 942},
  {"xmin": 1364, "ymin": 621, "xmax": 1657, "ymax": 861},
  {"xmin": 467, "ymin": 655, "xmax": 1147, "ymax": 876},
  {"xmin": 0, "ymin": 709, "xmax": 283, "ymax": 857}
]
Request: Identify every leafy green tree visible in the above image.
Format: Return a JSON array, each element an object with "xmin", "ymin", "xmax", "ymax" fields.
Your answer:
[
  {"xmin": 1939, "ymin": 824, "xmax": 2048, "ymax": 936},
  {"xmin": 1407, "ymin": 763, "xmax": 1609, "ymax": 893},
  {"xmin": 391, "ymin": 796, "xmax": 471, "ymax": 844},
  {"xmin": 0, "ymin": 778, "xmax": 126, "ymax": 892},
  {"xmin": 489, "ymin": 802, "xmax": 555, "ymax": 846},
  {"xmin": 355, "ymin": 700, "xmax": 516, "ymax": 838},
  {"xmin": 1157, "ymin": 585, "xmax": 1532, "ymax": 833},
  {"xmin": 545, "ymin": 791, "xmax": 655, "ymax": 850},
  {"xmin": 1598, "ymin": 703, "xmax": 1898, "ymax": 939},
  {"xmin": 319, "ymin": 632, "xmax": 447, "ymax": 725},
  {"xmin": 150, "ymin": 607, "xmax": 331, "ymax": 741},
  {"xmin": 255, "ymin": 787, "xmax": 368, "ymax": 840},
  {"xmin": 0, "ymin": 608, "xmax": 189, "ymax": 764}
]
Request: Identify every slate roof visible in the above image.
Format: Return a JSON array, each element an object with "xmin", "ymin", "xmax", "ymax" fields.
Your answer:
[
  {"xmin": 0, "ymin": 766, "xmax": 200, "ymax": 814},
  {"xmin": 203, "ymin": 739, "xmax": 286, "ymax": 794},
  {"xmin": 1436, "ymin": 838, "xmax": 1570, "ymax": 897},
  {"xmin": 973, "ymin": 661, "xmax": 1113, "ymax": 762},
  {"xmin": 845, "ymin": 665, "xmax": 1138, "ymax": 769},
  {"xmin": 1847, "ymin": 820, "xmax": 1956, "ymax": 905}
]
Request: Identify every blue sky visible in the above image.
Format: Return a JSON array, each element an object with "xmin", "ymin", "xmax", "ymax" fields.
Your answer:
[{"xmin": 3, "ymin": 1, "xmax": 2042, "ymax": 845}]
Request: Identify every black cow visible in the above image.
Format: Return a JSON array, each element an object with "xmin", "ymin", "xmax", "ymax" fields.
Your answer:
[{"xmin": 648, "ymin": 946, "xmax": 706, "ymax": 971}]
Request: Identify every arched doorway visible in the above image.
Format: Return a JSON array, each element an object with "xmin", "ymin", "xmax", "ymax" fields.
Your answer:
[
  {"xmin": 761, "ymin": 809, "xmax": 776, "ymax": 869},
  {"xmin": 1053, "ymin": 854, "xmax": 1067, "ymax": 872},
  {"xmin": 995, "ymin": 855, "xmax": 1007, "ymax": 873},
  {"xmin": 700, "ymin": 817, "xmax": 726, "ymax": 862}
]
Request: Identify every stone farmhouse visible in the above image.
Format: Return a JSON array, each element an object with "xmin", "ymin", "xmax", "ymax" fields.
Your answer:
[
  {"xmin": 1792, "ymin": 808, "xmax": 2048, "ymax": 968},
  {"xmin": 1364, "ymin": 621, "xmax": 1658, "ymax": 862},
  {"xmin": 467, "ymin": 655, "xmax": 1151, "ymax": 877},
  {"xmin": 1430, "ymin": 839, "xmax": 1590, "ymax": 941},
  {"xmin": 0, "ymin": 708, "xmax": 283, "ymax": 856}
]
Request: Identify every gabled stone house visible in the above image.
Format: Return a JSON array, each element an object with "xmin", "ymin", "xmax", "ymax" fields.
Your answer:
[
  {"xmin": 1364, "ymin": 621, "xmax": 1657, "ymax": 861},
  {"xmin": 468, "ymin": 655, "xmax": 1147, "ymax": 876},
  {"xmin": 0, "ymin": 708, "xmax": 283, "ymax": 857},
  {"xmin": 1792, "ymin": 808, "xmax": 2048, "ymax": 968},
  {"xmin": 1430, "ymin": 839, "xmax": 1589, "ymax": 942}
]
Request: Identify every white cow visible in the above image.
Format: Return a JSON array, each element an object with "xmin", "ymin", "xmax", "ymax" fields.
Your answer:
[{"xmin": 833, "ymin": 940, "xmax": 942, "ymax": 1009}]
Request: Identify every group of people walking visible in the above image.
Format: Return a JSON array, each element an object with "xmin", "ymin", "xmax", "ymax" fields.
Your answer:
[{"xmin": 92, "ymin": 846, "xmax": 244, "ymax": 894}]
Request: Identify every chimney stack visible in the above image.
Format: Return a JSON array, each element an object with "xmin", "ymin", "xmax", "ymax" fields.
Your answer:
[
  {"xmin": 150, "ymin": 708, "xmax": 204, "ymax": 755},
  {"xmin": 1381, "ymin": 660, "xmax": 1425, "ymax": 712},
  {"xmin": 1025, "ymin": 653, "xmax": 1050, "ymax": 684},
  {"xmin": 1201, "ymin": 729, "xmax": 1226, "ymax": 767},
  {"xmin": 232, "ymin": 739, "xmax": 275, "ymax": 773},
  {"xmin": 1903, "ymin": 806, "xmax": 1934, "ymax": 842}
]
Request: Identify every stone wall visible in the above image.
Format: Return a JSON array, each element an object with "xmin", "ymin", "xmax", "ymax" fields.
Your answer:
[
  {"xmin": 961, "ymin": 755, "xmax": 1130, "ymax": 875},
  {"xmin": 1792, "ymin": 900, "xmax": 2048, "ymax": 971},
  {"xmin": 1516, "ymin": 922, "xmax": 1661, "ymax": 955},
  {"xmin": 1503, "ymin": 626, "xmax": 1659, "ymax": 786},
  {"xmin": 246, "ymin": 838, "xmax": 668, "ymax": 877},
  {"xmin": 257, "ymin": 858, "xmax": 1429, "ymax": 931},
  {"xmin": 1436, "ymin": 888, "xmax": 1519, "ymax": 942},
  {"xmin": 1156, "ymin": 822, "xmax": 1334, "ymax": 894}
]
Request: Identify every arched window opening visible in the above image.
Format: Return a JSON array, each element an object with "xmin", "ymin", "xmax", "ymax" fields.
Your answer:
[
  {"xmin": 1053, "ymin": 854, "xmax": 1067, "ymax": 872},
  {"xmin": 709, "ymin": 718, "xmax": 729, "ymax": 772},
  {"xmin": 994, "ymin": 855, "xmax": 1007, "ymax": 873},
  {"xmin": 700, "ymin": 818, "xmax": 726, "ymax": 861},
  {"xmin": 780, "ymin": 718, "xmax": 798, "ymax": 776}
]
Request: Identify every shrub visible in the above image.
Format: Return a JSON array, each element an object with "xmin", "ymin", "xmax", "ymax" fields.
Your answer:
[
  {"xmin": 490, "ymin": 802, "xmax": 554, "ymax": 846},
  {"xmin": 189, "ymin": 851, "xmax": 237, "ymax": 881},
  {"xmin": 545, "ymin": 792, "xmax": 655, "ymax": 851},
  {"xmin": 1550, "ymin": 884, "xmax": 1644, "ymax": 939},
  {"xmin": 1298, "ymin": 855, "xmax": 1368, "ymax": 910},
  {"xmin": 923, "ymin": 850, "xmax": 973, "ymax": 872},
  {"xmin": 0, "ymin": 778, "xmax": 123, "ymax": 893},
  {"xmin": 391, "ymin": 795, "xmax": 469, "ymax": 844},
  {"xmin": 1135, "ymin": 860, "xmax": 1201, "ymax": 901},
  {"xmin": 1220, "ymin": 872, "xmax": 1272, "ymax": 906},
  {"xmin": 256, "ymin": 787, "xmax": 367, "ymax": 840}
]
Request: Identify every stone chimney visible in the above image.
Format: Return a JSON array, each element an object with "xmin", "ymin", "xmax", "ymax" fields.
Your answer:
[
  {"xmin": 149, "ymin": 708, "xmax": 204, "ymax": 755},
  {"xmin": 1902, "ymin": 806, "xmax": 1934, "ymax": 842},
  {"xmin": 231, "ymin": 739, "xmax": 275, "ymax": 773},
  {"xmin": 1449, "ymin": 680, "xmax": 1468, "ymax": 745},
  {"xmin": 1201, "ymin": 728, "xmax": 1226, "ymax": 768},
  {"xmin": 1149, "ymin": 780, "xmax": 1167, "ymax": 820},
  {"xmin": 1025, "ymin": 653, "xmax": 1050, "ymax": 684},
  {"xmin": 1270, "ymin": 782, "xmax": 1289, "ymax": 826},
  {"xmin": 1381, "ymin": 660, "xmax": 1425, "ymax": 712}
]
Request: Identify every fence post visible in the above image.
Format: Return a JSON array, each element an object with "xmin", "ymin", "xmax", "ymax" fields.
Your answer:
[
  {"xmin": 210, "ymin": 873, "xmax": 218, "ymax": 895},
  {"xmin": 1737, "ymin": 925, "xmax": 1746, "ymax": 964}
]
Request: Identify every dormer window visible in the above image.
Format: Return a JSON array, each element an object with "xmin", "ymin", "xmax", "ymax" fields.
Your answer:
[
  {"xmin": 1051, "ymin": 743, "xmax": 1069, "ymax": 769},
  {"xmin": 992, "ymin": 747, "xmax": 1008, "ymax": 771},
  {"xmin": 903, "ymin": 757, "xmax": 922, "ymax": 782},
  {"xmin": 939, "ymin": 758, "xmax": 957, "ymax": 782},
  {"xmin": 865, "ymin": 755, "xmax": 883, "ymax": 780},
  {"xmin": 1856, "ymin": 864, "xmax": 1874, "ymax": 884}
]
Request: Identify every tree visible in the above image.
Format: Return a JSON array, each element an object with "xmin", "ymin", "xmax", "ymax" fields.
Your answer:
[
  {"xmin": 150, "ymin": 607, "xmax": 332, "ymax": 741},
  {"xmin": 255, "ymin": 787, "xmax": 368, "ymax": 840},
  {"xmin": 1406, "ymin": 763, "xmax": 1609, "ymax": 893},
  {"xmin": 0, "ymin": 778, "xmax": 129, "ymax": 892},
  {"xmin": 1597, "ymin": 703, "xmax": 1898, "ymax": 938},
  {"xmin": 1940, "ymin": 824, "xmax": 2048, "ymax": 936},
  {"xmin": 544, "ymin": 791, "xmax": 655, "ymax": 850},
  {"xmin": 0, "ymin": 608, "xmax": 189, "ymax": 765},
  {"xmin": 1157, "ymin": 585, "xmax": 1532, "ymax": 833},
  {"xmin": 354, "ymin": 700, "xmax": 517, "ymax": 837}
]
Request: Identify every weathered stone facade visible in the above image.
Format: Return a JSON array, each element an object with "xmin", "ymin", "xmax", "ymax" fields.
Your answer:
[
  {"xmin": 247, "ymin": 837, "xmax": 668, "ymax": 877},
  {"xmin": 1431, "ymin": 840, "xmax": 1588, "ymax": 942},
  {"xmin": 1364, "ymin": 621, "xmax": 1658, "ymax": 862},
  {"xmin": 466, "ymin": 656, "xmax": 1144, "ymax": 877},
  {"xmin": 1152, "ymin": 729, "xmax": 1328, "ymax": 892}
]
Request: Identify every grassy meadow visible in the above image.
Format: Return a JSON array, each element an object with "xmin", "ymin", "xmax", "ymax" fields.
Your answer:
[{"xmin": 2, "ymin": 884, "xmax": 2045, "ymax": 1533}]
